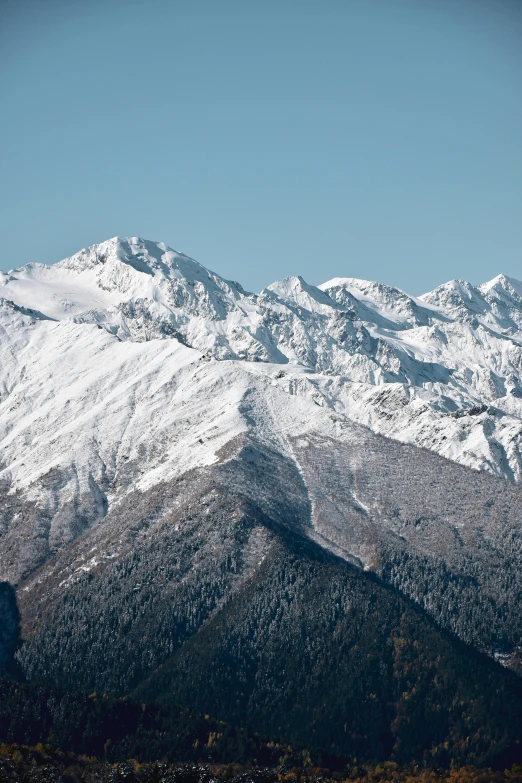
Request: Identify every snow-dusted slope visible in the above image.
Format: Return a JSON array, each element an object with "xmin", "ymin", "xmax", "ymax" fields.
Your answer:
[
  {"xmin": 1, "ymin": 235, "xmax": 522, "ymax": 566},
  {"xmin": 2, "ymin": 236, "xmax": 521, "ymax": 495}
]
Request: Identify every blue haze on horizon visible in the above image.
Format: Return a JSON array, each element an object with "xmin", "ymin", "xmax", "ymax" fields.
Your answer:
[{"xmin": 0, "ymin": 0, "xmax": 521, "ymax": 295}]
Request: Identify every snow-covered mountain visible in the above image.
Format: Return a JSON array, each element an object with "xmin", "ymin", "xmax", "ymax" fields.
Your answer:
[
  {"xmin": 3, "ymin": 236, "xmax": 522, "ymax": 686},
  {"xmin": 2, "ymin": 236, "xmax": 522, "ymax": 569},
  {"xmin": 2, "ymin": 236, "xmax": 522, "ymax": 505}
]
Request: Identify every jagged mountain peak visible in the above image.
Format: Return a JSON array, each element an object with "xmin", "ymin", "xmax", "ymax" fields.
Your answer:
[
  {"xmin": 421, "ymin": 277, "xmax": 481, "ymax": 301},
  {"xmin": 0, "ymin": 237, "xmax": 249, "ymax": 325},
  {"xmin": 422, "ymin": 274, "xmax": 522, "ymax": 306},
  {"xmin": 54, "ymin": 235, "xmax": 247, "ymax": 298},
  {"xmin": 420, "ymin": 274, "xmax": 522, "ymax": 337},
  {"xmin": 56, "ymin": 236, "xmax": 203, "ymax": 278},
  {"xmin": 419, "ymin": 279, "xmax": 490, "ymax": 325},
  {"xmin": 320, "ymin": 276, "xmax": 443, "ymax": 329},
  {"xmin": 320, "ymin": 276, "xmax": 409, "ymax": 299},
  {"xmin": 1, "ymin": 236, "xmax": 522, "ymax": 486},
  {"xmin": 478, "ymin": 273, "xmax": 522, "ymax": 308},
  {"xmin": 264, "ymin": 275, "xmax": 338, "ymax": 312}
]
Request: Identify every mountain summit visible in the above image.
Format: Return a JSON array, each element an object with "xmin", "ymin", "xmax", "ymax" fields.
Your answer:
[{"xmin": 2, "ymin": 237, "xmax": 522, "ymax": 485}]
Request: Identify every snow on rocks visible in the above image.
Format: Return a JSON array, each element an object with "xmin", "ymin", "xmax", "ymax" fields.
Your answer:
[{"xmin": 1, "ymin": 236, "xmax": 522, "ymax": 529}]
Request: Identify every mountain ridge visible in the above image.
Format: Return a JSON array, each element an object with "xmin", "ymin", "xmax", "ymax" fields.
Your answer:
[
  {"xmin": 3, "ymin": 237, "xmax": 522, "ymax": 763},
  {"xmin": 3, "ymin": 235, "xmax": 520, "ymax": 297},
  {"xmin": 1, "ymin": 236, "xmax": 522, "ymax": 489}
]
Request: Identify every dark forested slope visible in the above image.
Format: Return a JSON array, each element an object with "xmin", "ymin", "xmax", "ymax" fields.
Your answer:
[
  {"xmin": 5, "ymin": 435, "xmax": 522, "ymax": 767},
  {"xmin": 134, "ymin": 535, "xmax": 522, "ymax": 768},
  {"xmin": 7, "ymin": 505, "xmax": 522, "ymax": 767}
]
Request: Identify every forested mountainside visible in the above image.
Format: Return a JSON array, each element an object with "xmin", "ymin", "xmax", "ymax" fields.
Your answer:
[
  {"xmin": 12, "ymin": 428, "xmax": 522, "ymax": 680},
  {"xmin": 7, "ymin": 450, "xmax": 522, "ymax": 767},
  {"xmin": 4, "ymin": 527, "xmax": 522, "ymax": 768},
  {"xmin": 2, "ymin": 238, "xmax": 522, "ymax": 769},
  {"xmin": 0, "ymin": 675, "xmax": 310, "ymax": 768}
]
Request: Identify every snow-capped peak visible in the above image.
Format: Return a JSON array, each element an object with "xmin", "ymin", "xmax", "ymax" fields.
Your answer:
[
  {"xmin": 54, "ymin": 236, "xmax": 245, "ymax": 298},
  {"xmin": 478, "ymin": 273, "xmax": 522, "ymax": 297},
  {"xmin": 264, "ymin": 275, "xmax": 338, "ymax": 313},
  {"xmin": 421, "ymin": 274, "xmax": 522, "ymax": 336},
  {"xmin": 2, "ymin": 236, "xmax": 522, "ymax": 493},
  {"xmin": 1, "ymin": 237, "xmax": 248, "ymax": 326},
  {"xmin": 56, "ymin": 236, "xmax": 205, "ymax": 278}
]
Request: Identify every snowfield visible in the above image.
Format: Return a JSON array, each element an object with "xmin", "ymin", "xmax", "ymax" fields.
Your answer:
[{"xmin": 1, "ymin": 236, "xmax": 522, "ymax": 579}]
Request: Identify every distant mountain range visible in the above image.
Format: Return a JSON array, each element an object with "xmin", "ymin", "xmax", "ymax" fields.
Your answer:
[{"xmin": 2, "ymin": 237, "xmax": 522, "ymax": 766}]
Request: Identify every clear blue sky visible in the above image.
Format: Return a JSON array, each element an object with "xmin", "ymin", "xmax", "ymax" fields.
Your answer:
[{"xmin": 1, "ymin": 0, "xmax": 521, "ymax": 294}]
